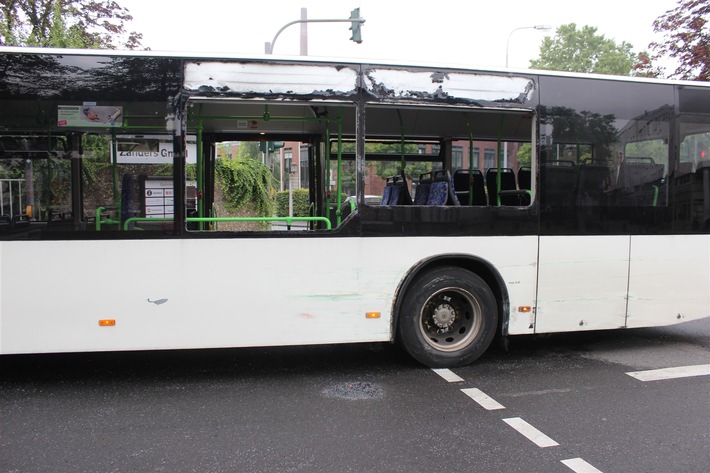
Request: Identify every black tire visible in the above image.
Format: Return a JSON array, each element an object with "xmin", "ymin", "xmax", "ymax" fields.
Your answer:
[{"xmin": 397, "ymin": 266, "xmax": 498, "ymax": 368}]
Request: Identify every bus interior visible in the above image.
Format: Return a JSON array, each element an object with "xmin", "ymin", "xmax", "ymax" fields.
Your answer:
[{"xmin": 1, "ymin": 60, "xmax": 710, "ymax": 239}]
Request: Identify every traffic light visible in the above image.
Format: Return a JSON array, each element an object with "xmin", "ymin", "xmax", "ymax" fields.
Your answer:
[
  {"xmin": 349, "ymin": 8, "xmax": 363, "ymax": 44},
  {"xmin": 259, "ymin": 141, "xmax": 285, "ymax": 153}
]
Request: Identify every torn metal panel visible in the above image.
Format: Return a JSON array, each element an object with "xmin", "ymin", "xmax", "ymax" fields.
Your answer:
[
  {"xmin": 183, "ymin": 62, "xmax": 359, "ymax": 98},
  {"xmin": 363, "ymin": 68, "xmax": 535, "ymax": 105}
]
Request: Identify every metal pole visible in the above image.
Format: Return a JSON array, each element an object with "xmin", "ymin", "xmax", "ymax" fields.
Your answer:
[
  {"xmin": 300, "ymin": 8, "xmax": 308, "ymax": 56},
  {"xmin": 266, "ymin": 17, "xmax": 364, "ymax": 54},
  {"xmin": 506, "ymin": 25, "xmax": 552, "ymax": 67}
]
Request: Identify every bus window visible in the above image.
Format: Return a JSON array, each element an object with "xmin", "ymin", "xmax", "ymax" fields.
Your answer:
[
  {"xmin": 81, "ymin": 133, "xmax": 182, "ymax": 234},
  {"xmin": 362, "ymin": 104, "xmax": 535, "ymax": 208},
  {"xmin": 676, "ymin": 116, "xmax": 710, "ymax": 231},
  {"xmin": 184, "ymin": 99, "xmax": 357, "ymax": 233},
  {"xmin": 0, "ymin": 134, "xmax": 72, "ymax": 233}
]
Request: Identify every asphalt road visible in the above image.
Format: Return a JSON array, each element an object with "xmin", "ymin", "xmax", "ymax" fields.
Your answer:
[{"xmin": 1, "ymin": 318, "xmax": 709, "ymax": 473}]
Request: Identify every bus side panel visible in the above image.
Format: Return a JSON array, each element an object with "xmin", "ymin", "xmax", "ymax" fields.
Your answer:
[
  {"xmin": 0, "ymin": 239, "xmax": 386, "ymax": 354},
  {"xmin": 0, "ymin": 237, "xmax": 538, "ymax": 355},
  {"xmin": 627, "ymin": 234, "xmax": 710, "ymax": 328},
  {"xmin": 357, "ymin": 236, "xmax": 540, "ymax": 339},
  {"xmin": 535, "ymin": 235, "xmax": 630, "ymax": 333}
]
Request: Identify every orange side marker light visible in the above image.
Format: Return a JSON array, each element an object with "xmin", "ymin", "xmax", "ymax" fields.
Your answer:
[
  {"xmin": 365, "ymin": 312, "xmax": 381, "ymax": 319},
  {"xmin": 99, "ymin": 319, "xmax": 116, "ymax": 327}
]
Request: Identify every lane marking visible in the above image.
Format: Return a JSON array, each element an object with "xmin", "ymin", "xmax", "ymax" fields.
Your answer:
[
  {"xmin": 503, "ymin": 417, "xmax": 559, "ymax": 448},
  {"xmin": 626, "ymin": 363, "xmax": 710, "ymax": 382},
  {"xmin": 461, "ymin": 387, "xmax": 506, "ymax": 410},
  {"xmin": 561, "ymin": 458, "xmax": 604, "ymax": 473},
  {"xmin": 431, "ymin": 368, "xmax": 464, "ymax": 383}
]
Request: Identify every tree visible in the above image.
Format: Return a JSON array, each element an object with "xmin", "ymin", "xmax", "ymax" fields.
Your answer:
[
  {"xmin": 650, "ymin": 0, "xmax": 710, "ymax": 80},
  {"xmin": 237, "ymin": 141, "xmax": 260, "ymax": 161},
  {"xmin": 530, "ymin": 23, "xmax": 637, "ymax": 76},
  {"xmin": 0, "ymin": 0, "xmax": 143, "ymax": 49},
  {"xmin": 631, "ymin": 51, "xmax": 664, "ymax": 78}
]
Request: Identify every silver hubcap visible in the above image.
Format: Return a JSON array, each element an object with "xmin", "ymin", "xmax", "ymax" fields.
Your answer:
[{"xmin": 418, "ymin": 287, "xmax": 482, "ymax": 352}]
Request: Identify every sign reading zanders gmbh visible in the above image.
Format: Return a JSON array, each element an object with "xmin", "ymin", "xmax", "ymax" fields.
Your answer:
[{"xmin": 114, "ymin": 135, "xmax": 197, "ymax": 165}]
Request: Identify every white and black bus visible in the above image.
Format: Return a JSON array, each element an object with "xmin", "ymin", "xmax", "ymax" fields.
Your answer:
[{"xmin": 0, "ymin": 47, "xmax": 708, "ymax": 367}]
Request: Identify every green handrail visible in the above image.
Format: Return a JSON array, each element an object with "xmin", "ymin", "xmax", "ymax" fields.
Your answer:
[
  {"xmin": 122, "ymin": 216, "xmax": 332, "ymax": 231},
  {"xmin": 95, "ymin": 207, "xmax": 121, "ymax": 231}
]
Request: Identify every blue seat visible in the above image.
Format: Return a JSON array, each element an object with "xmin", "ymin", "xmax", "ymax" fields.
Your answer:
[
  {"xmin": 381, "ymin": 172, "xmax": 412, "ymax": 205},
  {"xmin": 427, "ymin": 170, "xmax": 460, "ymax": 206},
  {"xmin": 426, "ymin": 181, "xmax": 448, "ymax": 205},
  {"xmin": 414, "ymin": 172, "xmax": 433, "ymax": 205},
  {"xmin": 380, "ymin": 184, "xmax": 392, "ymax": 205}
]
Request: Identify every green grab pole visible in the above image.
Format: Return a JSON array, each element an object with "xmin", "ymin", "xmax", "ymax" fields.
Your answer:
[
  {"xmin": 95, "ymin": 207, "xmax": 120, "ymax": 231},
  {"xmin": 397, "ymin": 109, "xmax": 406, "ymax": 171},
  {"xmin": 95, "ymin": 207, "xmax": 104, "ymax": 231},
  {"xmin": 111, "ymin": 129, "xmax": 120, "ymax": 219},
  {"xmin": 188, "ymin": 216, "xmax": 332, "ymax": 230},
  {"xmin": 325, "ymin": 127, "xmax": 331, "ymax": 220},
  {"xmin": 122, "ymin": 216, "xmax": 333, "ymax": 231},
  {"xmin": 496, "ymin": 115, "xmax": 504, "ymax": 206},
  {"xmin": 336, "ymin": 112, "xmax": 343, "ymax": 227},
  {"xmin": 463, "ymin": 112, "xmax": 476, "ymax": 206},
  {"xmin": 196, "ymin": 108, "xmax": 204, "ymax": 231},
  {"xmin": 469, "ymin": 131, "xmax": 475, "ymax": 206},
  {"xmin": 263, "ymin": 104, "xmax": 270, "ymax": 121}
]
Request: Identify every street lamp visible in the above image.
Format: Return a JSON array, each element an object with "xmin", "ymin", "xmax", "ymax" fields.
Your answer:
[{"xmin": 505, "ymin": 24, "xmax": 552, "ymax": 67}]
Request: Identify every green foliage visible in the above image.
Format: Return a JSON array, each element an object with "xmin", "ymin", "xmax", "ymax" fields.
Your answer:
[
  {"xmin": 344, "ymin": 141, "xmax": 432, "ymax": 181},
  {"xmin": 81, "ymin": 134, "xmax": 111, "ymax": 185},
  {"xmin": 0, "ymin": 0, "xmax": 143, "ymax": 49},
  {"xmin": 632, "ymin": 51, "xmax": 663, "ymax": 78},
  {"xmin": 238, "ymin": 141, "xmax": 261, "ymax": 160},
  {"xmin": 651, "ymin": 0, "xmax": 710, "ymax": 80},
  {"xmin": 375, "ymin": 161, "xmax": 430, "ymax": 181},
  {"xmin": 0, "ymin": 160, "xmax": 25, "ymax": 179},
  {"xmin": 215, "ymin": 157, "xmax": 273, "ymax": 216},
  {"xmin": 275, "ymin": 188, "xmax": 310, "ymax": 217},
  {"xmin": 517, "ymin": 143, "xmax": 532, "ymax": 167},
  {"xmin": 530, "ymin": 23, "xmax": 636, "ymax": 76}
]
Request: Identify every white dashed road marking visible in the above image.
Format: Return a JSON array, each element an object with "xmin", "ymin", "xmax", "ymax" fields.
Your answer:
[
  {"xmin": 432, "ymin": 370, "xmax": 602, "ymax": 471},
  {"xmin": 503, "ymin": 417, "xmax": 559, "ymax": 448},
  {"xmin": 430, "ymin": 368, "xmax": 464, "ymax": 382},
  {"xmin": 561, "ymin": 457, "xmax": 605, "ymax": 473},
  {"xmin": 460, "ymin": 387, "xmax": 506, "ymax": 410},
  {"xmin": 626, "ymin": 363, "xmax": 710, "ymax": 382}
]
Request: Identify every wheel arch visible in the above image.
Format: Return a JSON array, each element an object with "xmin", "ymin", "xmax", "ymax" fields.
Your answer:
[{"xmin": 391, "ymin": 254, "xmax": 510, "ymax": 342}]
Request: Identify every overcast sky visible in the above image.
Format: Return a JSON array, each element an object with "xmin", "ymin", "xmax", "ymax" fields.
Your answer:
[{"xmin": 119, "ymin": 0, "xmax": 679, "ymax": 70}]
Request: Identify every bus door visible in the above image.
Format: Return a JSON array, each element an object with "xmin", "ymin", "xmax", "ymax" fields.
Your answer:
[
  {"xmin": 535, "ymin": 235, "xmax": 630, "ymax": 333},
  {"xmin": 626, "ymin": 110, "xmax": 710, "ymax": 328},
  {"xmin": 534, "ymin": 143, "xmax": 630, "ymax": 333}
]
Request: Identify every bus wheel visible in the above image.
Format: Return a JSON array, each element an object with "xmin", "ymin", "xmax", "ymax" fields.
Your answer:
[{"xmin": 397, "ymin": 266, "xmax": 497, "ymax": 368}]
